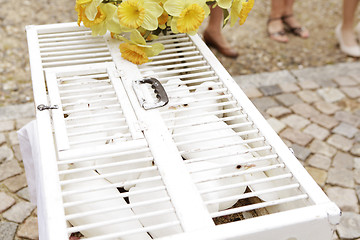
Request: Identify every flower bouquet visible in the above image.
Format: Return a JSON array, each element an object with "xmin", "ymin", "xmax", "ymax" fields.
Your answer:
[{"xmin": 75, "ymin": 0, "xmax": 254, "ymax": 65}]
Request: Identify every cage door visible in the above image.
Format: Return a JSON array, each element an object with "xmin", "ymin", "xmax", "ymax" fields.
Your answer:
[{"xmin": 44, "ymin": 62, "xmax": 144, "ymax": 151}]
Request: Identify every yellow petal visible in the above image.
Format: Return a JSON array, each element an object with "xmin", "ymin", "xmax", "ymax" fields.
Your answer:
[
  {"xmin": 85, "ymin": 0, "xmax": 102, "ymax": 21},
  {"xmin": 164, "ymin": 0, "xmax": 185, "ymax": 16},
  {"xmin": 176, "ymin": 3, "xmax": 205, "ymax": 33},
  {"xmin": 216, "ymin": 0, "xmax": 232, "ymax": 9},
  {"xmin": 119, "ymin": 42, "xmax": 149, "ymax": 65},
  {"xmin": 141, "ymin": 1, "xmax": 163, "ymax": 30},
  {"xmin": 144, "ymin": 42, "xmax": 165, "ymax": 57},
  {"xmin": 118, "ymin": 0, "xmax": 146, "ymax": 29},
  {"xmin": 130, "ymin": 29, "xmax": 147, "ymax": 45}
]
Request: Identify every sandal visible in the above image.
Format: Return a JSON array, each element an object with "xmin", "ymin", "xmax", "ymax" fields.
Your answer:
[
  {"xmin": 267, "ymin": 18, "xmax": 289, "ymax": 43},
  {"xmin": 281, "ymin": 14, "xmax": 309, "ymax": 38}
]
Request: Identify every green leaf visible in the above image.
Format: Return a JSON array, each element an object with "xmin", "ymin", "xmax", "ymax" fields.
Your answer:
[{"xmin": 222, "ymin": 8, "xmax": 230, "ymax": 28}]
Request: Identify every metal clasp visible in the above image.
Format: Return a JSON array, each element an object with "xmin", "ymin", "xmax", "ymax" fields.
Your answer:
[{"xmin": 37, "ymin": 104, "xmax": 59, "ymax": 111}]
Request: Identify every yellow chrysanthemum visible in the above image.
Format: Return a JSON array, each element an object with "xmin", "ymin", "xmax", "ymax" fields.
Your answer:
[
  {"xmin": 120, "ymin": 43, "xmax": 149, "ymax": 65},
  {"xmin": 164, "ymin": 0, "xmax": 209, "ymax": 34},
  {"xmin": 117, "ymin": 0, "xmax": 163, "ymax": 30}
]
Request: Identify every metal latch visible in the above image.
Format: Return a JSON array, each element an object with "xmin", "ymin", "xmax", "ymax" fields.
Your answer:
[
  {"xmin": 132, "ymin": 77, "xmax": 169, "ymax": 110},
  {"xmin": 37, "ymin": 104, "xmax": 59, "ymax": 111}
]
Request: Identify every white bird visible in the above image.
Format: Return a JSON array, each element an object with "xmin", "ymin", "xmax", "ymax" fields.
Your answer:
[
  {"xmin": 173, "ymin": 114, "xmax": 248, "ymax": 210},
  {"xmin": 161, "ymin": 78, "xmax": 191, "ymax": 133},
  {"xmin": 128, "ymin": 170, "xmax": 183, "ymax": 238},
  {"xmin": 190, "ymin": 81, "xmax": 224, "ymax": 118},
  {"xmin": 62, "ymin": 169, "xmax": 152, "ymax": 240},
  {"xmin": 94, "ymin": 137, "xmax": 152, "ymax": 190}
]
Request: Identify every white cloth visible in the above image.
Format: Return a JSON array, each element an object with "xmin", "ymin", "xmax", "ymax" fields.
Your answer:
[
  {"xmin": 17, "ymin": 120, "xmax": 40, "ymax": 205},
  {"xmin": 18, "ymin": 120, "xmax": 48, "ymax": 239}
]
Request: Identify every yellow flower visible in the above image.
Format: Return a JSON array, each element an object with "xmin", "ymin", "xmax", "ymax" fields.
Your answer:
[
  {"xmin": 120, "ymin": 43, "xmax": 149, "ymax": 65},
  {"xmin": 75, "ymin": 0, "xmax": 92, "ymax": 26},
  {"xmin": 117, "ymin": 0, "xmax": 163, "ymax": 31},
  {"xmin": 230, "ymin": 0, "xmax": 254, "ymax": 26},
  {"xmin": 164, "ymin": 0, "xmax": 210, "ymax": 34},
  {"xmin": 239, "ymin": 0, "xmax": 254, "ymax": 25},
  {"xmin": 118, "ymin": 30, "xmax": 164, "ymax": 64},
  {"xmin": 213, "ymin": 0, "xmax": 233, "ymax": 9}
]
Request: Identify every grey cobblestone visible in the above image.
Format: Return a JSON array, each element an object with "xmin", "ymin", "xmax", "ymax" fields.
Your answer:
[
  {"xmin": 0, "ymin": 222, "xmax": 18, "ymax": 240},
  {"xmin": 317, "ymin": 88, "xmax": 346, "ymax": 103},
  {"xmin": 258, "ymin": 85, "xmax": 283, "ymax": 96},
  {"xmin": 3, "ymin": 201, "xmax": 36, "ymax": 223},
  {"xmin": 3, "ymin": 173, "xmax": 27, "ymax": 192},
  {"xmin": 333, "ymin": 76, "xmax": 359, "ymax": 87},
  {"xmin": 332, "ymin": 152, "xmax": 354, "ymax": 170},
  {"xmin": 337, "ymin": 212, "xmax": 360, "ymax": 239},
  {"xmin": 310, "ymin": 114, "xmax": 339, "ymax": 129},
  {"xmin": 297, "ymin": 90, "xmax": 321, "ymax": 103},
  {"xmin": 290, "ymin": 103, "xmax": 320, "ymax": 119},
  {"xmin": 326, "ymin": 168, "xmax": 355, "ymax": 188},
  {"xmin": 0, "ymin": 192, "xmax": 16, "ymax": 213},
  {"xmin": 334, "ymin": 111, "xmax": 360, "ymax": 127},
  {"xmin": 280, "ymin": 128, "xmax": 314, "ymax": 146},
  {"xmin": 332, "ymin": 122, "xmax": 358, "ymax": 139},
  {"xmin": 327, "ymin": 134, "xmax": 354, "ymax": 152},
  {"xmin": 0, "ymin": 133, "xmax": 6, "ymax": 145},
  {"xmin": 303, "ymin": 123, "xmax": 330, "ymax": 141},
  {"xmin": 275, "ymin": 93, "xmax": 303, "ymax": 107},
  {"xmin": 280, "ymin": 114, "xmax": 310, "ymax": 130},
  {"xmin": 0, "ymin": 145, "xmax": 14, "ymax": 163},
  {"xmin": 298, "ymin": 80, "xmax": 320, "ymax": 90},
  {"xmin": 278, "ymin": 82, "xmax": 300, "ymax": 93},
  {"xmin": 290, "ymin": 144, "xmax": 311, "ymax": 161},
  {"xmin": 341, "ymin": 87, "xmax": 360, "ymax": 99},
  {"xmin": 314, "ymin": 101, "xmax": 341, "ymax": 115},
  {"xmin": 309, "ymin": 140, "xmax": 337, "ymax": 157},
  {"xmin": 17, "ymin": 216, "xmax": 39, "ymax": 240},
  {"xmin": 266, "ymin": 117, "xmax": 286, "ymax": 133},
  {"xmin": 266, "ymin": 106, "xmax": 291, "ymax": 118},
  {"xmin": 351, "ymin": 143, "xmax": 360, "ymax": 156},
  {"xmin": 326, "ymin": 187, "xmax": 359, "ymax": 213},
  {"xmin": 308, "ymin": 154, "xmax": 331, "ymax": 170},
  {"xmin": 0, "ymin": 120, "xmax": 15, "ymax": 132},
  {"xmin": 0, "ymin": 159, "xmax": 22, "ymax": 182}
]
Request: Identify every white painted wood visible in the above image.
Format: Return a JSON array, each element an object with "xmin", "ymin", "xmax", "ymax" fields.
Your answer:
[
  {"xmin": 25, "ymin": 25, "xmax": 68, "ymax": 240},
  {"xmin": 44, "ymin": 70, "xmax": 70, "ymax": 151}
]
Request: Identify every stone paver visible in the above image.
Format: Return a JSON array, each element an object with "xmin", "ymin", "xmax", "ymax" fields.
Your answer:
[
  {"xmin": 326, "ymin": 187, "xmax": 359, "ymax": 213},
  {"xmin": 3, "ymin": 201, "xmax": 36, "ymax": 223},
  {"xmin": 334, "ymin": 111, "xmax": 360, "ymax": 127},
  {"xmin": 317, "ymin": 88, "xmax": 346, "ymax": 103},
  {"xmin": 280, "ymin": 128, "xmax": 314, "ymax": 146},
  {"xmin": 310, "ymin": 114, "xmax": 339, "ymax": 129},
  {"xmin": 297, "ymin": 90, "xmax": 321, "ymax": 103},
  {"xmin": 0, "ymin": 159, "xmax": 22, "ymax": 181},
  {"xmin": 0, "ymin": 222, "xmax": 18, "ymax": 240},
  {"xmin": 314, "ymin": 101, "xmax": 341, "ymax": 115},
  {"xmin": 327, "ymin": 134, "xmax": 354, "ymax": 152},
  {"xmin": 332, "ymin": 122, "xmax": 358, "ymax": 139},
  {"xmin": 0, "ymin": 192, "xmax": 16, "ymax": 213},
  {"xmin": 17, "ymin": 217, "xmax": 39, "ymax": 240},
  {"xmin": 309, "ymin": 139, "xmax": 337, "ymax": 158},
  {"xmin": 303, "ymin": 123, "xmax": 330, "ymax": 141},
  {"xmin": 290, "ymin": 103, "xmax": 320, "ymax": 119},
  {"xmin": 337, "ymin": 212, "xmax": 360, "ymax": 239},
  {"xmin": 326, "ymin": 168, "xmax": 355, "ymax": 188},
  {"xmin": 308, "ymin": 154, "xmax": 331, "ymax": 170},
  {"xmin": 281, "ymin": 114, "xmax": 310, "ymax": 130}
]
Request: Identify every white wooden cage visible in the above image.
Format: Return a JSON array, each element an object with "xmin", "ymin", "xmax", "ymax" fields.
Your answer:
[{"xmin": 25, "ymin": 22, "xmax": 340, "ymax": 240}]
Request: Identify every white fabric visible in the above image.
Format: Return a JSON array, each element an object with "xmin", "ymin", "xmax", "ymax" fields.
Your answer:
[
  {"xmin": 17, "ymin": 120, "xmax": 40, "ymax": 205},
  {"xmin": 18, "ymin": 120, "xmax": 48, "ymax": 239}
]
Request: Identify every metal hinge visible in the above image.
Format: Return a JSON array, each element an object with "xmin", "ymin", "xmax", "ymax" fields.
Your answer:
[{"xmin": 37, "ymin": 104, "xmax": 59, "ymax": 111}]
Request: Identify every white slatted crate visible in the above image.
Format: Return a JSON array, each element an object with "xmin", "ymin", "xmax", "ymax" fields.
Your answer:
[{"xmin": 26, "ymin": 22, "xmax": 340, "ymax": 240}]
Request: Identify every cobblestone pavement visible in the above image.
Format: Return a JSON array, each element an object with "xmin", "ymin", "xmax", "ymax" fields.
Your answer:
[{"xmin": 0, "ymin": 62, "xmax": 359, "ymax": 240}]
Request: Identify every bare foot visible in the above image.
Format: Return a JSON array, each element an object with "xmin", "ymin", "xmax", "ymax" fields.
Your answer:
[
  {"xmin": 281, "ymin": 15, "xmax": 309, "ymax": 38},
  {"xmin": 267, "ymin": 18, "xmax": 289, "ymax": 43}
]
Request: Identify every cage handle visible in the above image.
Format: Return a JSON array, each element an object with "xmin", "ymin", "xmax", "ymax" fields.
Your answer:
[{"xmin": 133, "ymin": 77, "xmax": 169, "ymax": 110}]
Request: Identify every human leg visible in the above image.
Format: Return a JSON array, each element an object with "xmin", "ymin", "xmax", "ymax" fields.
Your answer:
[
  {"xmin": 281, "ymin": 0, "xmax": 309, "ymax": 38},
  {"xmin": 267, "ymin": 0, "xmax": 289, "ymax": 43},
  {"xmin": 203, "ymin": 5, "xmax": 238, "ymax": 58}
]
